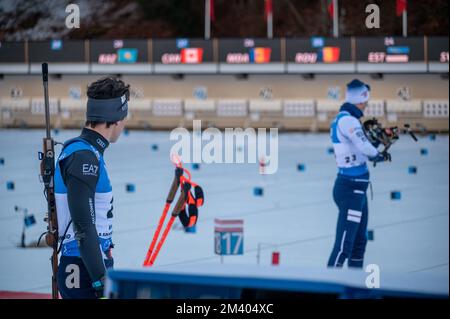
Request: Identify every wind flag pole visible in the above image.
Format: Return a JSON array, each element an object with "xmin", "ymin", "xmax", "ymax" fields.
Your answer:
[
  {"xmin": 333, "ymin": 0, "xmax": 338, "ymax": 38},
  {"xmin": 205, "ymin": 0, "xmax": 214, "ymax": 39},
  {"xmin": 265, "ymin": 0, "xmax": 273, "ymax": 39},
  {"xmin": 402, "ymin": 9, "xmax": 407, "ymax": 37},
  {"xmin": 205, "ymin": 0, "xmax": 210, "ymax": 39},
  {"xmin": 328, "ymin": 0, "xmax": 338, "ymax": 38},
  {"xmin": 396, "ymin": 0, "xmax": 408, "ymax": 37}
]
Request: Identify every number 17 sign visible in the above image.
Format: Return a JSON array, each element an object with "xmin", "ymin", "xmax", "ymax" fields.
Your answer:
[{"xmin": 214, "ymin": 219, "xmax": 244, "ymax": 256}]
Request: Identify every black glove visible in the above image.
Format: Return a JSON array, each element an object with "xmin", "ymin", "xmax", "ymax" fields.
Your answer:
[
  {"xmin": 381, "ymin": 149, "xmax": 392, "ymax": 162},
  {"xmin": 370, "ymin": 150, "xmax": 391, "ymax": 166},
  {"xmin": 92, "ymin": 276, "xmax": 105, "ymax": 299}
]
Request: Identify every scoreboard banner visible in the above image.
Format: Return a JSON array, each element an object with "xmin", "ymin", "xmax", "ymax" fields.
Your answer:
[
  {"xmin": 90, "ymin": 39, "xmax": 148, "ymax": 64},
  {"xmin": 0, "ymin": 37, "xmax": 447, "ymax": 74},
  {"xmin": 286, "ymin": 37, "xmax": 355, "ymax": 73},
  {"xmin": 428, "ymin": 37, "xmax": 449, "ymax": 63},
  {"xmin": 427, "ymin": 37, "xmax": 449, "ymax": 72},
  {"xmin": 355, "ymin": 37, "xmax": 427, "ymax": 72},
  {"xmin": 153, "ymin": 38, "xmax": 213, "ymax": 64},
  {"xmin": 286, "ymin": 37, "xmax": 352, "ymax": 64},
  {"xmin": 219, "ymin": 38, "xmax": 281, "ymax": 64},
  {"xmin": 355, "ymin": 37, "xmax": 425, "ymax": 63},
  {"xmin": 29, "ymin": 40, "xmax": 85, "ymax": 63},
  {"xmin": 0, "ymin": 41, "xmax": 25, "ymax": 63}
]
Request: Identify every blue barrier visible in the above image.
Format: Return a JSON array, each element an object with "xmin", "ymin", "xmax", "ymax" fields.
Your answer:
[
  {"xmin": 6, "ymin": 181, "xmax": 14, "ymax": 190},
  {"xmin": 408, "ymin": 166, "xmax": 417, "ymax": 174},
  {"xmin": 126, "ymin": 184, "xmax": 136, "ymax": 193},
  {"xmin": 253, "ymin": 187, "xmax": 264, "ymax": 197},
  {"xmin": 105, "ymin": 264, "xmax": 447, "ymax": 299},
  {"xmin": 390, "ymin": 191, "xmax": 401, "ymax": 200},
  {"xmin": 185, "ymin": 225, "xmax": 197, "ymax": 234}
]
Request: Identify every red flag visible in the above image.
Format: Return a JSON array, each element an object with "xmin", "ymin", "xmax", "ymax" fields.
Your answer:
[
  {"xmin": 396, "ymin": 0, "xmax": 407, "ymax": 16},
  {"xmin": 265, "ymin": 0, "xmax": 273, "ymax": 20},
  {"xmin": 327, "ymin": 0, "xmax": 334, "ymax": 18},
  {"xmin": 181, "ymin": 48, "xmax": 204, "ymax": 64},
  {"xmin": 210, "ymin": 0, "xmax": 215, "ymax": 22}
]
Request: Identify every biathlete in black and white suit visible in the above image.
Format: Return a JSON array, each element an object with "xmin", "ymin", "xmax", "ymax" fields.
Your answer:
[{"xmin": 55, "ymin": 77, "xmax": 129, "ymax": 298}]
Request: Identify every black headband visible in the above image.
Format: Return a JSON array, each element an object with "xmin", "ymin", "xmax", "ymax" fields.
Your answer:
[{"xmin": 86, "ymin": 95, "xmax": 128, "ymax": 122}]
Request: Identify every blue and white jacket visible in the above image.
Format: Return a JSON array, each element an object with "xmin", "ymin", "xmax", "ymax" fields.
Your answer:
[{"xmin": 330, "ymin": 103, "xmax": 379, "ymax": 177}]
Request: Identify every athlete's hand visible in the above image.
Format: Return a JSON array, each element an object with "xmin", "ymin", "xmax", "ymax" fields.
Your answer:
[
  {"xmin": 92, "ymin": 276, "xmax": 106, "ymax": 299},
  {"xmin": 381, "ymin": 150, "xmax": 392, "ymax": 162},
  {"xmin": 370, "ymin": 150, "xmax": 391, "ymax": 164}
]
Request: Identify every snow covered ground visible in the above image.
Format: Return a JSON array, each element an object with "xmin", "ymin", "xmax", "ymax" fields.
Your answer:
[{"xmin": 0, "ymin": 129, "xmax": 448, "ymax": 294}]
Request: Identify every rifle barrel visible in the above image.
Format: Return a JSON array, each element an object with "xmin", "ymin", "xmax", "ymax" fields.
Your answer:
[
  {"xmin": 42, "ymin": 63, "xmax": 51, "ymax": 139},
  {"xmin": 41, "ymin": 62, "xmax": 59, "ymax": 299}
]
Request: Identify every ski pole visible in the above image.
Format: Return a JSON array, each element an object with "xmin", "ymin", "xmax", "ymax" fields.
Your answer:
[
  {"xmin": 143, "ymin": 167, "xmax": 183, "ymax": 266},
  {"xmin": 146, "ymin": 216, "xmax": 176, "ymax": 267},
  {"xmin": 142, "ymin": 202, "xmax": 170, "ymax": 266},
  {"xmin": 146, "ymin": 182, "xmax": 191, "ymax": 266}
]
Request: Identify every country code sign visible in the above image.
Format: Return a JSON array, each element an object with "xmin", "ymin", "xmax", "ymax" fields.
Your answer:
[{"xmin": 214, "ymin": 219, "xmax": 244, "ymax": 256}]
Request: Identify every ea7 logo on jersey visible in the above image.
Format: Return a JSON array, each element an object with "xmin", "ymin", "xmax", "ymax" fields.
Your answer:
[{"xmin": 82, "ymin": 164, "xmax": 99, "ymax": 176}]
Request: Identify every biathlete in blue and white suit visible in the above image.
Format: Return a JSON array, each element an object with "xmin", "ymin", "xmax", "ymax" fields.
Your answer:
[
  {"xmin": 55, "ymin": 77, "xmax": 129, "ymax": 298},
  {"xmin": 327, "ymin": 79, "xmax": 391, "ymax": 269}
]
